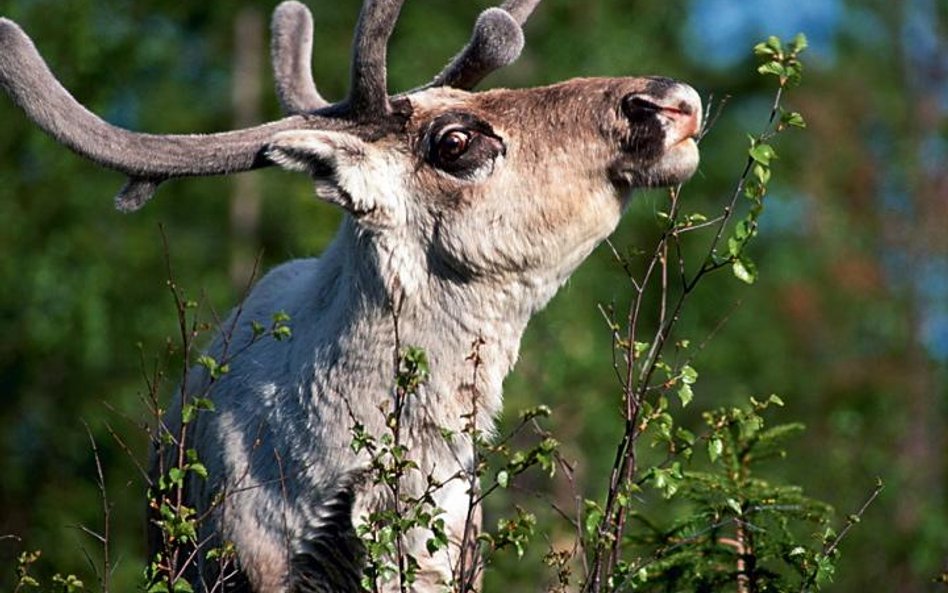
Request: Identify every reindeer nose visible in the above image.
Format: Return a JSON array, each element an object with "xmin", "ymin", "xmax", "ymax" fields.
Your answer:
[{"xmin": 621, "ymin": 84, "xmax": 702, "ymax": 141}]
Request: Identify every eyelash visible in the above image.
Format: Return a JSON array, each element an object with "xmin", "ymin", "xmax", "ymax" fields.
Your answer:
[{"xmin": 426, "ymin": 118, "xmax": 504, "ymax": 179}]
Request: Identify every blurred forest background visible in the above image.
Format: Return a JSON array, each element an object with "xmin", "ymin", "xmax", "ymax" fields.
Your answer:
[{"xmin": 0, "ymin": 0, "xmax": 945, "ymax": 591}]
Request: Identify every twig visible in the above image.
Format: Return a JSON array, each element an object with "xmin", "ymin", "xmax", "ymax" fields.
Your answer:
[
  {"xmin": 83, "ymin": 421, "xmax": 112, "ymax": 592},
  {"xmin": 799, "ymin": 479, "xmax": 884, "ymax": 592}
]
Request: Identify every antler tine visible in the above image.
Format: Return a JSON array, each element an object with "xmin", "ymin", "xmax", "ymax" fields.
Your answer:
[
  {"xmin": 271, "ymin": 1, "xmax": 329, "ymax": 115},
  {"xmin": 426, "ymin": 0, "xmax": 543, "ymax": 91},
  {"xmin": 500, "ymin": 0, "xmax": 543, "ymax": 25},
  {"xmin": 0, "ymin": 18, "xmax": 327, "ymax": 211},
  {"xmin": 426, "ymin": 8, "xmax": 524, "ymax": 91},
  {"xmin": 347, "ymin": 0, "xmax": 405, "ymax": 117}
]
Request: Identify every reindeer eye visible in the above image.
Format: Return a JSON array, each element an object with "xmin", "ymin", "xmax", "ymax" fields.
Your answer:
[
  {"xmin": 436, "ymin": 129, "xmax": 472, "ymax": 162},
  {"xmin": 425, "ymin": 114, "xmax": 505, "ymax": 179}
]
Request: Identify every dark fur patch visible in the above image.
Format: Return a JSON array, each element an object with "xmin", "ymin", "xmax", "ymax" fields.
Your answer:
[
  {"xmin": 288, "ymin": 488, "xmax": 365, "ymax": 593},
  {"xmin": 622, "ymin": 114, "xmax": 665, "ymax": 162},
  {"xmin": 644, "ymin": 76, "xmax": 677, "ymax": 98}
]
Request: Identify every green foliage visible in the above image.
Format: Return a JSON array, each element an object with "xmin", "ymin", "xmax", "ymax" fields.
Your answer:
[
  {"xmin": 489, "ymin": 507, "xmax": 537, "ymax": 559},
  {"xmin": 629, "ymin": 397, "xmax": 836, "ymax": 591},
  {"xmin": 754, "ymin": 34, "xmax": 808, "ymax": 87},
  {"xmin": 720, "ymin": 35, "xmax": 809, "ymax": 286},
  {"xmin": 13, "ymin": 550, "xmax": 84, "ymax": 593}
]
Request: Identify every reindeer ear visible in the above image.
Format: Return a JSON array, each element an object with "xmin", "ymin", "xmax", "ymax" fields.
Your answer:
[{"xmin": 267, "ymin": 130, "xmax": 400, "ymax": 222}]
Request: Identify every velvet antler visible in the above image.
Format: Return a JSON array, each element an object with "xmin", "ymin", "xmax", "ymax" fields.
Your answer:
[
  {"xmin": 500, "ymin": 0, "xmax": 543, "ymax": 25},
  {"xmin": 347, "ymin": 0, "xmax": 405, "ymax": 117},
  {"xmin": 427, "ymin": 0, "xmax": 543, "ymax": 90},
  {"xmin": 270, "ymin": 1, "xmax": 328, "ymax": 115},
  {"xmin": 0, "ymin": 19, "xmax": 326, "ymax": 210},
  {"xmin": 1, "ymin": 1, "xmax": 546, "ymax": 211},
  {"xmin": 270, "ymin": 0, "xmax": 544, "ymax": 115},
  {"xmin": 425, "ymin": 8, "xmax": 524, "ymax": 90}
]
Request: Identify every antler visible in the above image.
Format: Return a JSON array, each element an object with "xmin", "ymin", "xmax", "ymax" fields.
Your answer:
[
  {"xmin": 269, "ymin": 0, "xmax": 544, "ymax": 115},
  {"xmin": 427, "ymin": 0, "xmax": 542, "ymax": 90},
  {"xmin": 347, "ymin": 0, "xmax": 405, "ymax": 117},
  {"xmin": 0, "ymin": 17, "xmax": 329, "ymax": 210},
  {"xmin": 2, "ymin": 1, "xmax": 546, "ymax": 211},
  {"xmin": 425, "ymin": 8, "xmax": 524, "ymax": 90},
  {"xmin": 500, "ymin": 0, "xmax": 543, "ymax": 25},
  {"xmin": 270, "ymin": 1, "xmax": 328, "ymax": 114}
]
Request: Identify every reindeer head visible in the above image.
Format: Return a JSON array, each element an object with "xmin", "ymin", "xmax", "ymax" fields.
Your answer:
[{"xmin": 0, "ymin": 0, "xmax": 700, "ymax": 289}]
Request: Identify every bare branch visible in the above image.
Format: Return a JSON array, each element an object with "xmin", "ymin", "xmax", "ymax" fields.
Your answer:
[
  {"xmin": 270, "ymin": 1, "xmax": 329, "ymax": 114},
  {"xmin": 348, "ymin": 0, "xmax": 405, "ymax": 116}
]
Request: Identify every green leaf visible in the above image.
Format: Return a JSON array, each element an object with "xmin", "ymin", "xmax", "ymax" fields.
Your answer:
[
  {"xmin": 181, "ymin": 404, "xmax": 195, "ymax": 424},
  {"xmin": 732, "ymin": 257, "xmax": 758, "ymax": 284},
  {"xmin": 727, "ymin": 236, "xmax": 742, "ymax": 257},
  {"xmin": 497, "ymin": 470, "xmax": 509, "ymax": 488},
  {"xmin": 749, "ymin": 143, "xmax": 777, "ymax": 166},
  {"xmin": 196, "ymin": 355, "xmax": 217, "ymax": 374},
  {"xmin": 790, "ymin": 32, "xmax": 809, "ymax": 53},
  {"xmin": 192, "ymin": 397, "xmax": 215, "ymax": 412},
  {"xmin": 725, "ymin": 498, "xmax": 743, "ymax": 515},
  {"xmin": 757, "ymin": 61, "xmax": 786, "ymax": 77},
  {"xmin": 189, "ymin": 462, "xmax": 208, "ymax": 480},
  {"xmin": 677, "ymin": 384, "xmax": 694, "ymax": 407},
  {"xmin": 650, "ymin": 465, "xmax": 682, "ymax": 498},
  {"xmin": 734, "ymin": 218, "xmax": 753, "ymax": 240},
  {"xmin": 753, "ymin": 41, "xmax": 776, "ymax": 57},
  {"xmin": 168, "ymin": 467, "xmax": 185, "ymax": 487},
  {"xmin": 753, "ymin": 162, "xmax": 771, "ymax": 185},
  {"xmin": 815, "ymin": 556, "xmax": 836, "ymax": 584},
  {"xmin": 708, "ymin": 438, "xmax": 724, "ymax": 463},
  {"xmin": 583, "ymin": 500, "xmax": 604, "ymax": 538},
  {"xmin": 425, "ymin": 519, "xmax": 449, "ymax": 555},
  {"xmin": 781, "ymin": 111, "xmax": 807, "ymax": 128},
  {"xmin": 680, "ymin": 365, "xmax": 698, "ymax": 385}
]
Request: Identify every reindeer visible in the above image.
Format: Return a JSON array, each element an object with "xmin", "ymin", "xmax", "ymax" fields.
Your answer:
[{"xmin": 0, "ymin": 1, "xmax": 702, "ymax": 591}]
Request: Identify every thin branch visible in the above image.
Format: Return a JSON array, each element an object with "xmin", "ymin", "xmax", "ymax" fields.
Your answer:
[
  {"xmin": 83, "ymin": 421, "xmax": 112, "ymax": 593},
  {"xmin": 799, "ymin": 479, "xmax": 884, "ymax": 593}
]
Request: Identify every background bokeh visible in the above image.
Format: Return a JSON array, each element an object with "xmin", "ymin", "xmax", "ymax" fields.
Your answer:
[{"xmin": 0, "ymin": 0, "xmax": 944, "ymax": 590}]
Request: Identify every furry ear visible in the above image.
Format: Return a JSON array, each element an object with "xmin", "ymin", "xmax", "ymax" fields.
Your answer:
[{"xmin": 267, "ymin": 130, "xmax": 403, "ymax": 224}]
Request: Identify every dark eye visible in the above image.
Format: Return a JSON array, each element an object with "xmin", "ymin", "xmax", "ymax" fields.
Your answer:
[
  {"xmin": 425, "ymin": 113, "xmax": 505, "ymax": 179},
  {"xmin": 437, "ymin": 129, "xmax": 472, "ymax": 162}
]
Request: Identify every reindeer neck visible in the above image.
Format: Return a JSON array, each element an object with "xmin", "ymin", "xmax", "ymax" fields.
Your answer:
[{"xmin": 308, "ymin": 218, "xmax": 569, "ymax": 434}]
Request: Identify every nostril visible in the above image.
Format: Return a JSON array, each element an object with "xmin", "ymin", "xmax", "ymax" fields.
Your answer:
[{"xmin": 621, "ymin": 94, "xmax": 661, "ymax": 120}]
